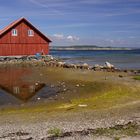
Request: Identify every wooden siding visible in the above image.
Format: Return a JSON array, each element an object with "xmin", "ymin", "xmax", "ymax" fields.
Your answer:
[
  {"xmin": 0, "ymin": 20, "xmax": 50, "ymax": 56},
  {"xmin": 0, "ymin": 44, "xmax": 49, "ymax": 56}
]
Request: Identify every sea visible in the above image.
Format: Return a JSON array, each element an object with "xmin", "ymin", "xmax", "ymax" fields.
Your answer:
[{"xmin": 50, "ymin": 49, "xmax": 140, "ymax": 70}]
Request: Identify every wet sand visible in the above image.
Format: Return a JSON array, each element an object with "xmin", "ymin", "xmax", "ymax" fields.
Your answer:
[{"xmin": 0, "ymin": 66, "xmax": 140, "ymax": 139}]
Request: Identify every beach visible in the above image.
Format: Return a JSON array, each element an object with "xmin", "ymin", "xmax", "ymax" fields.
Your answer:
[
  {"xmin": 0, "ymin": 0, "xmax": 140, "ymax": 139},
  {"xmin": 0, "ymin": 57, "xmax": 140, "ymax": 139}
]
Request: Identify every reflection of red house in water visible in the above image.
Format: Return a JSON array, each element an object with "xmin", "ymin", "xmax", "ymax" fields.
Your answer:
[
  {"xmin": 0, "ymin": 68, "xmax": 45, "ymax": 101},
  {"xmin": 0, "ymin": 17, "xmax": 52, "ymax": 56}
]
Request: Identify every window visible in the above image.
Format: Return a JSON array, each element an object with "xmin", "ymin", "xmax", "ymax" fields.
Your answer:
[
  {"xmin": 28, "ymin": 30, "xmax": 34, "ymax": 36},
  {"xmin": 12, "ymin": 29, "xmax": 18, "ymax": 36}
]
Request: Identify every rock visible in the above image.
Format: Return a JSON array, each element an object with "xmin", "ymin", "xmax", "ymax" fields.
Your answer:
[
  {"xmin": 94, "ymin": 64, "xmax": 100, "ymax": 67},
  {"xmin": 82, "ymin": 63, "xmax": 89, "ymax": 69},
  {"xmin": 92, "ymin": 64, "xmax": 101, "ymax": 71},
  {"xmin": 119, "ymin": 75, "xmax": 123, "ymax": 78},
  {"xmin": 57, "ymin": 62, "xmax": 65, "ymax": 67},
  {"xmin": 35, "ymin": 83, "xmax": 39, "ymax": 86},
  {"xmin": 104, "ymin": 62, "xmax": 114, "ymax": 69},
  {"xmin": 51, "ymin": 84, "xmax": 55, "ymax": 88},
  {"xmin": 69, "ymin": 64, "xmax": 77, "ymax": 69},
  {"xmin": 63, "ymin": 88, "xmax": 67, "ymax": 91},
  {"xmin": 76, "ymin": 84, "xmax": 80, "ymax": 87},
  {"xmin": 49, "ymin": 55, "xmax": 54, "ymax": 60},
  {"xmin": 134, "ymin": 71, "xmax": 138, "ymax": 74},
  {"xmin": 78, "ymin": 104, "xmax": 87, "ymax": 107},
  {"xmin": 76, "ymin": 64, "xmax": 82, "ymax": 69},
  {"xmin": 63, "ymin": 63, "xmax": 71, "ymax": 68},
  {"xmin": 48, "ymin": 61, "xmax": 56, "ymax": 67}
]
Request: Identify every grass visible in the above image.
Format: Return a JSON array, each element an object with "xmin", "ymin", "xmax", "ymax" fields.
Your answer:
[
  {"xmin": 94, "ymin": 122, "xmax": 139, "ymax": 137},
  {"xmin": 134, "ymin": 75, "xmax": 140, "ymax": 80},
  {"xmin": 70, "ymin": 84, "xmax": 140, "ymax": 110},
  {"xmin": 48, "ymin": 127, "xmax": 62, "ymax": 137},
  {"xmin": 46, "ymin": 122, "xmax": 139, "ymax": 139},
  {"xmin": 114, "ymin": 137, "xmax": 120, "ymax": 140}
]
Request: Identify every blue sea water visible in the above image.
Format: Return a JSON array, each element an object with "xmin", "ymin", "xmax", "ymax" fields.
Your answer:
[{"xmin": 50, "ymin": 50, "xmax": 140, "ymax": 70}]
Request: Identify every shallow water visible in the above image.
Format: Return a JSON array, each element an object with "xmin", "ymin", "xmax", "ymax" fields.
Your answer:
[
  {"xmin": 50, "ymin": 50, "xmax": 140, "ymax": 69},
  {"xmin": 0, "ymin": 67, "xmax": 58, "ymax": 106}
]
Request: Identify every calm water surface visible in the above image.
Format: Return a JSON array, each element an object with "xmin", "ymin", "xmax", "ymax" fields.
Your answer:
[
  {"xmin": 50, "ymin": 50, "xmax": 140, "ymax": 69},
  {"xmin": 0, "ymin": 67, "xmax": 58, "ymax": 107}
]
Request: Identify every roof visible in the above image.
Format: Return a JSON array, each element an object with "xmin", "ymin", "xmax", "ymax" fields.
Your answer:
[{"xmin": 0, "ymin": 17, "xmax": 52, "ymax": 42}]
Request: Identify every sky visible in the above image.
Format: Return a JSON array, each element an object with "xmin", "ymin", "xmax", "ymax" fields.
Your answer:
[{"xmin": 0, "ymin": 0, "xmax": 140, "ymax": 47}]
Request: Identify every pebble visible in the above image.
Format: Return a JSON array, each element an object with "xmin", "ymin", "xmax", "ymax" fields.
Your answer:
[
  {"xmin": 35, "ymin": 83, "xmax": 39, "ymax": 86},
  {"xmin": 78, "ymin": 104, "xmax": 88, "ymax": 107}
]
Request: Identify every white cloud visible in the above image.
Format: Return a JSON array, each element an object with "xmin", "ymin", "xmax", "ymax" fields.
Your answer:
[
  {"xmin": 52, "ymin": 33, "xmax": 80, "ymax": 42},
  {"xmin": 67, "ymin": 35, "xmax": 79, "ymax": 41},
  {"xmin": 53, "ymin": 34, "xmax": 64, "ymax": 40}
]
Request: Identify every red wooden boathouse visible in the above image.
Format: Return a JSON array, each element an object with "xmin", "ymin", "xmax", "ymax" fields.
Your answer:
[{"xmin": 0, "ymin": 17, "xmax": 52, "ymax": 56}]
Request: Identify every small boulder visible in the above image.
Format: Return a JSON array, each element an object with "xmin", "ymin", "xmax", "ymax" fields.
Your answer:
[
  {"xmin": 69, "ymin": 64, "xmax": 77, "ymax": 69},
  {"xmin": 76, "ymin": 64, "xmax": 82, "ymax": 69},
  {"xmin": 82, "ymin": 63, "xmax": 89, "ymax": 69},
  {"xmin": 92, "ymin": 64, "xmax": 101, "ymax": 71},
  {"xmin": 119, "ymin": 75, "xmax": 123, "ymax": 78},
  {"xmin": 63, "ymin": 63, "xmax": 71, "ymax": 68},
  {"xmin": 104, "ymin": 62, "xmax": 114, "ymax": 69},
  {"xmin": 57, "ymin": 61, "xmax": 65, "ymax": 67}
]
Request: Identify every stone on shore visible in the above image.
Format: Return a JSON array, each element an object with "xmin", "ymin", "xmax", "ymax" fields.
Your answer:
[
  {"xmin": 104, "ymin": 62, "xmax": 114, "ymax": 69},
  {"xmin": 82, "ymin": 63, "xmax": 89, "ymax": 69},
  {"xmin": 57, "ymin": 62, "xmax": 66, "ymax": 67},
  {"xmin": 0, "ymin": 56, "xmax": 129, "ymax": 73},
  {"xmin": 92, "ymin": 64, "xmax": 102, "ymax": 71}
]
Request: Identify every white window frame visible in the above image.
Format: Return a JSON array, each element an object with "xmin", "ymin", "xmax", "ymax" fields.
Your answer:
[
  {"xmin": 28, "ymin": 29, "xmax": 34, "ymax": 37},
  {"xmin": 12, "ymin": 29, "xmax": 18, "ymax": 36}
]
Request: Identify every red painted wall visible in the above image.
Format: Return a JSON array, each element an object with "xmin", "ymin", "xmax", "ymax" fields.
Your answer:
[{"xmin": 0, "ymin": 21, "xmax": 50, "ymax": 56}]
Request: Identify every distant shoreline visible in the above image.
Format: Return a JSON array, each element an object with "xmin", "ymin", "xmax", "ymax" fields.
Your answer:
[
  {"xmin": 50, "ymin": 48, "xmax": 132, "ymax": 51},
  {"xmin": 50, "ymin": 46, "xmax": 133, "ymax": 51}
]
